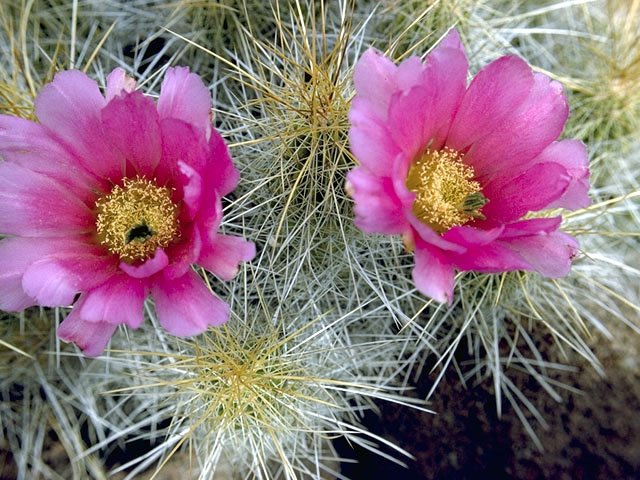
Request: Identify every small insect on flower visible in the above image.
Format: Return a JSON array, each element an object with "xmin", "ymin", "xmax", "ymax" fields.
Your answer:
[
  {"xmin": 346, "ymin": 30, "xmax": 590, "ymax": 304},
  {"xmin": 0, "ymin": 67, "xmax": 255, "ymax": 356}
]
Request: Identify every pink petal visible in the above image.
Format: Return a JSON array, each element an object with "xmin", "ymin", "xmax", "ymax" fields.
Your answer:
[
  {"xmin": 162, "ymin": 225, "xmax": 202, "ymax": 280},
  {"xmin": 157, "ymin": 66, "xmax": 212, "ymax": 136},
  {"xmin": 205, "ymin": 129, "xmax": 239, "ymax": 197},
  {"xmin": 443, "ymin": 225, "xmax": 504, "ymax": 247},
  {"xmin": 105, "ymin": 67, "xmax": 136, "ymax": 102},
  {"xmin": 446, "ymin": 55, "xmax": 534, "ymax": 157},
  {"xmin": 0, "ymin": 237, "xmax": 57, "ymax": 311},
  {"xmin": 194, "ymin": 188, "xmax": 224, "ymax": 246},
  {"xmin": 0, "ymin": 115, "xmax": 100, "ymax": 194},
  {"xmin": 480, "ymin": 217, "xmax": 577, "ymax": 278},
  {"xmin": 395, "ymin": 56, "xmax": 425, "ymax": 92},
  {"xmin": 151, "ymin": 270, "xmax": 229, "ymax": 336},
  {"xmin": 119, "ymin": 248, "xmax": 169, "ymax": 279},
  {"xmin": 34, "ymin": 70, "xmax": 123, "ymax": 181},
  {"xmin": 177, "ymin": 161, "xmax": 203, "ymax": 220},
  {"xmin": 346, "ymin": 167, "xmax": 409, "ymax": 235},
  {"xmin": 413, "ymin": 238, "xmax": 455, "ymax": 305},
  {"xmin": 0, "ymin": 236, "xmax": 115, "ymax": 311},
  {"xmin": 390, "ymin": 153, "xmax": 417, "ymax": 209},
  {"xmin": 481, "ymin": 161, "xmax": 570, "ymax": 224},
  {"xmin": 80, "ymin": 274, "xmax": 146, "ymax": 328},
  {"xmin": 58, "ymin": 296, "xmax": 118, "ymax": 357},
  {"xmin": 353, "ymin": 48, "xmax": 398, "ymax": 120},
  {"xmin": 534, "ymin": 140, "xmax": 591, "ymax": 210},
  {"xmin": 0, "ymin": 163, "xmax": 95, "ymax": 237},
  {"xmin": 465, "ymin": 72, "xmax": 569, "ymax": 181},
  {"xmin": 407, "ymin": 213, "xmax": 466, "ymax": 253},
  {"xmin": 156, "ymin": 118, "xmax": 208, "ymax": 184},
  {"xmin": 422, "ymin": 29, "xmax": 468, "ymax": 149},
  {"xmin": 349, "ymin": 98, "xmax": 401, "ymax": 177},
  {"xmin": 497, "ymin": 228, "xmax": 578, "ymax": 278},
  {"xmin": 439, "ymin": 28, "xmax": 464, "ymax": 50},
  {"xmin": 101, "ymin": 91, "xmax": 161, "ymax": 178},
  {"xmin": 199, "ymin": 234, "xmax": 256, "ymax": 281},
  {"xmin": 387, "ymin": 85, "xmax": 438, "ymax": 161},
  {"xmin": 500, "ymin": 217, "xmax": 562, "ymax": 237},
  {"xmin": 0, "ymin": 276, "xmax": 36, "ymax": 312},
  {"xmin": 450, "ymin": 244, "xmax": 532, "ymax": 273},
  {"xmin": 22, "ymin": 239, "xmax": 117, "ymax": 307}
]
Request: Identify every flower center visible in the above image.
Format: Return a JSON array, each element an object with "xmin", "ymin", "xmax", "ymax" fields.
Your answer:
[
  {"xmin": 95, "ymin": 178, "xmax": 179, "ymax": 263},
  {"xmin": 406, "ymin": 147, "xmax": 487, "ymax": 234}
]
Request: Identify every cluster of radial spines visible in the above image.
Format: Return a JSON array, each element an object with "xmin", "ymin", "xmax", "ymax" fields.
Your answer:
[
  {"xmin": 578, "ymin": 0, "xmax": 640, "ymax": 141},
  {"xmin": 218, "ymin": 0, "xmax": 362, "ymax": 272},
  {"xmin": 517, "ymin": 0, "xmax": 640, "ymax": 143},
  {"xmin": 138, "ymin": 319, "xmax": 352, "ymax": 478},
  {"xmin": 234, "ymin": 2, "xmax": 355, "ymax": 174},
  {"xmin": 371, "ymin": 0, "xmax": 477, "ymax": 58}
]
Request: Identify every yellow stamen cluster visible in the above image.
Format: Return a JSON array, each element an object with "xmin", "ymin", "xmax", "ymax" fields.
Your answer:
[
  {"xmin": 406, "ymin": 147, "xmax": 486, "ymax": 234},
  {"xmin": 95, "ymin": 178, "xmax": 179, "ymax": 263}
]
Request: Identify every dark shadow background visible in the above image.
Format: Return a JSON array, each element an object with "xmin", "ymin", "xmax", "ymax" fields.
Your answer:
[{"xmin": 335, "ymin": 330, "xmax": 640, "ymax": 480}]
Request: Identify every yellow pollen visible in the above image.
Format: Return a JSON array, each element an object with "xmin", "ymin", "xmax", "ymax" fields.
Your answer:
[
  {"xmin": 406, "ymin": 147, "xmax": 487, "ymax": 234},
  {"xmin": 95, "ymin": 177, "xmax": 179, "ymax": 263}
]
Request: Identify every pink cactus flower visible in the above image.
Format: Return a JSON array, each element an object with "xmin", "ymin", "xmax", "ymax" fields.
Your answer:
[
  {"xmin": 0, "ymin": 67, "xmax": 255, "ymax": 356},
  {"xmin": 346, "ymin": 30, "xmax": 590, "ymax": 304}
]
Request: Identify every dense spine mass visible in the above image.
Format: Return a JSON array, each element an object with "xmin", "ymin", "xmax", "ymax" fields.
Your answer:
[{"xmin": 0, "ymin": 1, "xmax": 638, "ymax": 479}]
